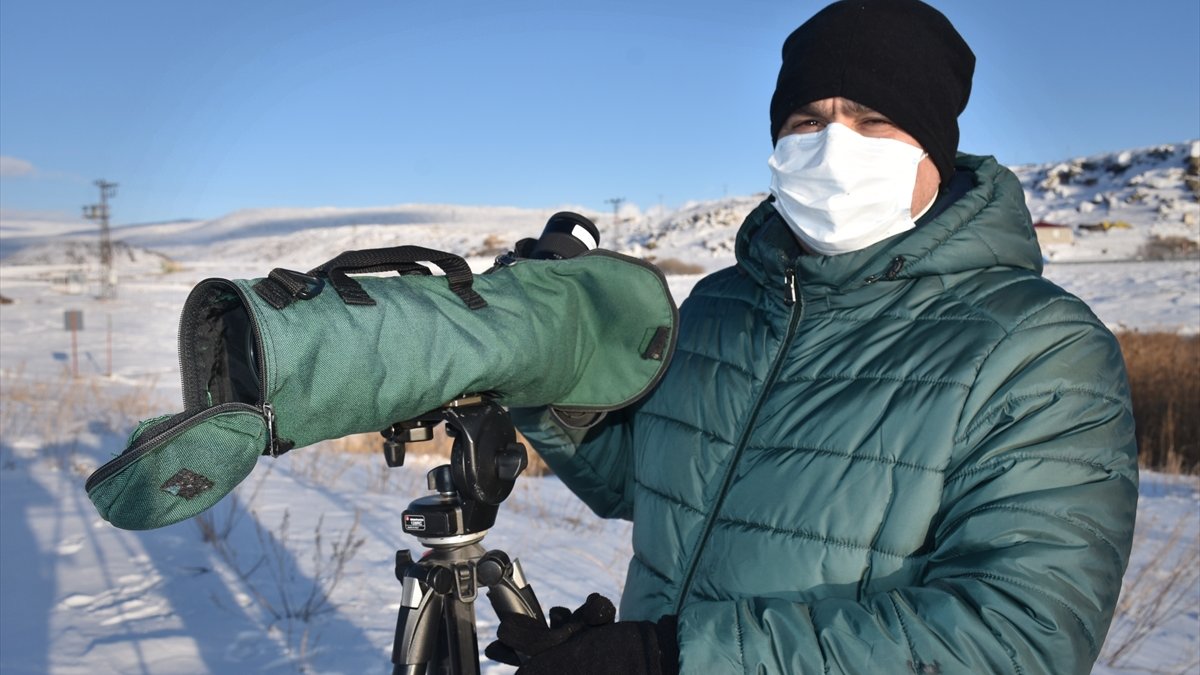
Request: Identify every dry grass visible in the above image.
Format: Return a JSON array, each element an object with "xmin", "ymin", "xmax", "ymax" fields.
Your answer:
[
  {"xmin": 1, "ymin": 367, "xmax": 162, "ymax": 432},
  {"xmin": 1115, "ymin": 332, "xmax": 1200, "ymax": 473},
  {"xmin": 159, "ymin": 259, "xmax": 186, "ymax": 274},
  {"xmin": 0, "ymin": 366, "xmax": 164, "ymax": 473}
]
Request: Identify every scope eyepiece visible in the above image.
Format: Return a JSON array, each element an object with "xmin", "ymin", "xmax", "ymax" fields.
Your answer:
[{"xmin": 529, "ymin": 211, "xmax": 600, "ymax": 260}]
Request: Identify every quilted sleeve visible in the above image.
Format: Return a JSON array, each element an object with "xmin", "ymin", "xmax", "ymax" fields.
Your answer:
[
  {"xmin": 511, "ymin": 406, "xmax": 637, "ymax": 521},
  {"xmin": 675, "ymin": 306, "xmax": 1138, "ymax": 674}
]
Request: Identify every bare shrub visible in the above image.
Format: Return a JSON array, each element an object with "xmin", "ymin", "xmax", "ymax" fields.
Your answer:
[
  {"xmin": 1137, "ymin": 235, "xmax": 1199, "ymax": 261},
  {"xmin": 193, "ymin": 464, "xmax": 274, "ymax": 555},
  {"xmin": 1100, "ymin": 510, "xmax": 1200, "ymax": 669},
  {"xmin": 1116, "ymin": 332, "xmax": 1200, "ymax": 473},
  {"xmin": 245, "ymin": 509, "xmax": 365, "ymax": 670},
  {"xmin": 248, "ymin": 510, "xmax": 366, "ymax": 623},
  {"xmin": 194, "ymin": 492, "xmax": 247, "ymax": 560},
  {"xmin": 198, "ymin": 502, "xmax": 365, "ymax": 672}
]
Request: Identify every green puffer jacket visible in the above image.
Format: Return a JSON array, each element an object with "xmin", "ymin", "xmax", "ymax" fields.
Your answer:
[{"xmin": 514, "ymin": 154, "xmax": 1138, "ymax": 674}]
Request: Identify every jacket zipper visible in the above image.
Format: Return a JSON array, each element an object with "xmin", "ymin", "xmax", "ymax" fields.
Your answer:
[
  {"xmin": 672, "ymin": 268, "xmax": 804, "ymax": 614},
  {"xmin": 864, "ymin": 256, "xmax": 905, "ymax": 284},
  {"xmin": 84, "ymin": 401, "xmax": 262, "ymax": 491}
]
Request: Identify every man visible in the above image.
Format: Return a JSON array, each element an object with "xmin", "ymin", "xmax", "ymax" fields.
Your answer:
[{"xmin": 489, "ymin": 1, "xmax": 1138, "ymax": 673}]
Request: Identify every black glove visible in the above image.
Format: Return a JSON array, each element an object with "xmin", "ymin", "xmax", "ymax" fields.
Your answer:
[{"xmin": 485, "ymin": 593, "xmax": 679, "ymax": 675}]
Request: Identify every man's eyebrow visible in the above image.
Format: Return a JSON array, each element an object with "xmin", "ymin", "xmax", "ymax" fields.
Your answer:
[
  {"xmin": 840, "ymin": 99, "xmax": 878, "ymax": 116},
  {"xmin": 791, "ymin": 101, "xmax": 832, "ymax": 118},
  {"xmin": 790, "ymin": 99, "xmax": 883, "ymax": 118}
]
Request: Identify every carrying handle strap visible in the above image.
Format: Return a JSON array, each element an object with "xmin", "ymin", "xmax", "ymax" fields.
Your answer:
[
  {"xmin": 310, "ymin": 245, "xmax": 488, "ymax": 310},
  {"xmin": 253, "ymin": 268, "xmax": 327, "ymax": 309}
]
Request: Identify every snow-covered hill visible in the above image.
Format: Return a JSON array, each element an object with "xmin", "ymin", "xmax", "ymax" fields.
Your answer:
[
  {"xmin": 5, "ymin": 141, "xmax": 1197, "ymax": 271},
  {"xmin": 1, "ymin": 204, "xmax": 606, "ymax": 271},
  {"xmin": 1015, "ymin": 141, "xmax": 1199, "ymax": 231},
  {"xmin": 2, "ymin": 140, "xmax": 1197, "ymax": 323},
  {"xmin": 1013, "ymin": 141, "xmax": 1200, "ymax": 262},
  {"xmin": 4, "ymin": 141, "xmax": 1196, "ymax": 274},
  {"xmin": 3, "ymin": 240, "xmax": 174, "ymax": 269}
]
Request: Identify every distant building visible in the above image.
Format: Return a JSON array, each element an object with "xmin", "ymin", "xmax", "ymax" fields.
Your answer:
[
  {"xmin": 1033, "ymin": 221, "xmax": 1074, "ymax": 246},
  {"xmin": 1078, "ymin": 220, "xmax": 1132, "ymax": 232},
  {"xmin": 52, "ymin": 270, "xmax": 88, "ymax": 295}
]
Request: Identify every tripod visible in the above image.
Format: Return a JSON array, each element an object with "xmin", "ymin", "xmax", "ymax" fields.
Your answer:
[{"xmin": 383, "ymin": 396, "xmax": 547, "ymax": 675}]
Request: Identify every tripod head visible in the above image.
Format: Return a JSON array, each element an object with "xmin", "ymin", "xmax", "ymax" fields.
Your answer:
[
  {"xmin": 379, "ymin": 214, "xmax": 601, "ymax": 673},
  {"xmin": 382, "ymin": 395, "xmax": 529, "ymax": 543}
]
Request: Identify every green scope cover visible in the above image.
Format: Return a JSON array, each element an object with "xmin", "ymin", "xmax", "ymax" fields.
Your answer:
[{"xmin": 86, "ymin": 249, "xmax": 678, "ymax": 530}]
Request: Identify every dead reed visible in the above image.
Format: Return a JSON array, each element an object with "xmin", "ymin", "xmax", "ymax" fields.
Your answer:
[
  {"xmin": 1115, "ymin": 332, "xmax": 1199, "ymax": 473},
  {"xmin": 0, "ymin": 366, "xmax": 163, "ymax": 473}
]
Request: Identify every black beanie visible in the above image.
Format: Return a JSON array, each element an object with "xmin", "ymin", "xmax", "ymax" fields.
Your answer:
[{"xmin": 769, "ymin": 0, "xmax": 975, "ymax": 184}]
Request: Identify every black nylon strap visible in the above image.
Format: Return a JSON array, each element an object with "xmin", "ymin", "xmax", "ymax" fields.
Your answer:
[
  {"xmin": 270, "ymin": 268, "xmax": 315, "ymax": 296},
  {"xmin": 253, "ymin": 277, "xmax": 293, "ymax": 310},
  {"xmin": 253, "ymin": 268, "xmax": 326, "ymax": 309},
  {"xmin": 311, "ymin": 246, "xmax": 487, "ymax": 310}
]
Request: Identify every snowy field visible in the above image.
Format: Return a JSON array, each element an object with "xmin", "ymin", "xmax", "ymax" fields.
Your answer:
[{"xmin": 1, "ymin": 192, "xmax": 1198, "ymax": 674}]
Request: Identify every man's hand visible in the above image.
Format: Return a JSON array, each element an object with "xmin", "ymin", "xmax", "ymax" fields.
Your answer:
[{"xmin": 485, "ymin": 593, "xmax": 679, "ymax": 675}]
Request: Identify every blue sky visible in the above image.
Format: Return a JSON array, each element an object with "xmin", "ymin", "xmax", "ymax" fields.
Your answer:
[{"xmin": 1, "ymin": 0, "xmax": 1198, "ymax": 225}]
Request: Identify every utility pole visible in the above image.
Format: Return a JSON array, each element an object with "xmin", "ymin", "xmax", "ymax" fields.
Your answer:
[
  {"xmin": 604, "ymin": 197, "xmax": 625, "ymax": 226},
  {"xmin": 83, "ymin": 179, "xmax": 118, "ymax": 299}
]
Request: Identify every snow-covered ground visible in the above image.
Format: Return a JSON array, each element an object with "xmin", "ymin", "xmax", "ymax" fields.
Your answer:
[{"xmin": 1, "ymin": 146, "xmax": 1198, "ymax": 673}]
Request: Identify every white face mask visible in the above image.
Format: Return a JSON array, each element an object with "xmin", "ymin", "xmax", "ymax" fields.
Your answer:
[{"xmin": 768, "ymin": 123, "xmax": 927, "ymax": 256}]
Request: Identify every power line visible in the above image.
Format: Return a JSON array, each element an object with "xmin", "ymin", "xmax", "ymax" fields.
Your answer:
[
  {"xmin": 604, "ymin": 197, "xmax": 625, "ymax": 226},
  {"xmin": 83, "ymin": 179, "xmax": 118, "ymax": 300}
]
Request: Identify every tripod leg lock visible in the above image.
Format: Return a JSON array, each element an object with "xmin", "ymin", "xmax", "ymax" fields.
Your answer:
[{"xmin": 451, "ymin": 561, "xmax": 478, "ymax": 603}]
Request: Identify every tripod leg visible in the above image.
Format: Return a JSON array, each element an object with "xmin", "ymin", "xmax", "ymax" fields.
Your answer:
[
  {"xmin": 394, "ymin": 548, "xmax": 491, "ymax": 675},
  {"xmin": 393, "ymin": 573, "xmax": 446, "ymax": 675},
  {"xmin": 440, "ymin": 594, "xmax": 481, "ymax": 675},
  {"xmin": 481, "ymin": 551, "xmax": 546, "ymax": 623}
]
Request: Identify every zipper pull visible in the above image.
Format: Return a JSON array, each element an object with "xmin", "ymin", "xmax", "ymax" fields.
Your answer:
[
  {"xmin": 865, "ymin": 256, "xmax": 905, "ymax": 284},
  {"xmin": 262, "ymin": 403, "xmax": 294, "ymax": 457},
  {"xmin": 783, "ymin": 268, "xmax": 797, "ymax": 306},
  {"xmin": 491, "ymin": 250, "xmax": 521, "ymax": 269},
  {"xmin": 263, "ymin": 403, "xmax": 278, "ymax": 456}
]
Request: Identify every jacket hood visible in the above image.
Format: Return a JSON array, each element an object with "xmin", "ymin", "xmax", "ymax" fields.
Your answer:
[{"xmin": 734, "ymin": 154, "xmax": 1042, "ymax": 292}]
